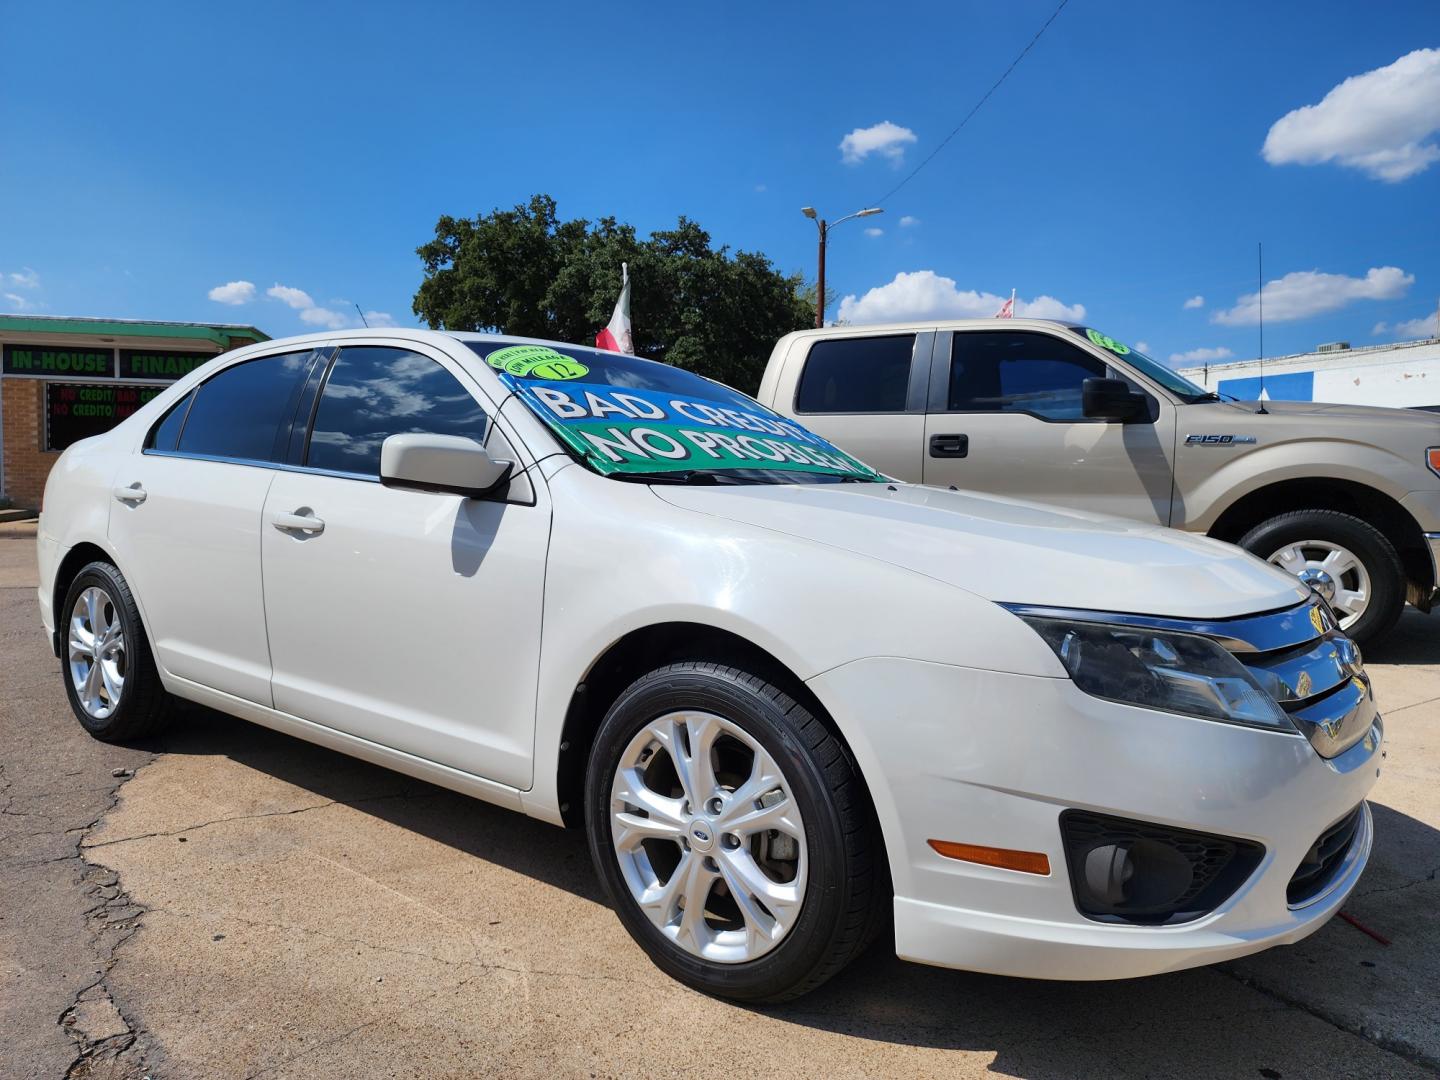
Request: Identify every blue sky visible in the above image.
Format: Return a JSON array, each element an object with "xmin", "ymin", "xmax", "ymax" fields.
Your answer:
[{"xmin": 2, "ymin": 1, "xmax": 1436, "ymax": 367}]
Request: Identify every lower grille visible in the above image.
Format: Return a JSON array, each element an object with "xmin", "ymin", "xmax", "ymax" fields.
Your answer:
[
  {"xmin": 1288, "ymin": 805, "xmax": 1363, "ymax": 905},
  {"xmin": 1060, "ymin": 811, "xmax": 1265, "ymax": 926}
]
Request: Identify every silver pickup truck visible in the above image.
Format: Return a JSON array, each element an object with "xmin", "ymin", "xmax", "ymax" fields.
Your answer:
[{"xmin": 756, "ymin": 319, "xmax": 1440, "ymax": 643}]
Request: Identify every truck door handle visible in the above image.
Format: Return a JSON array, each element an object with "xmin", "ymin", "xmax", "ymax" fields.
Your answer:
[
  {"xmin": 113, "ymin": 484, "xmax": 147, "ymax": 505},
  {"xmin": 929, "ymin": 434, "xmax": 969, "ymax": 458},
  {"xmin": 272, "ymin": 510, "xmax": 325, "ymax": 535}
]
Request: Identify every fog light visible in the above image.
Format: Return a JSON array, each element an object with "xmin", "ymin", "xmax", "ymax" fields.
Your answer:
[{"xmin": 1080, "ymin": 840, "xmax": 1193, "ymax": 911}]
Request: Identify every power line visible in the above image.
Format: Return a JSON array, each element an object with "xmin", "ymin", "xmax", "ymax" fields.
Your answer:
[{"xmin": 874, "ymin": 0, "xmax": 1072, "ymax": 206}]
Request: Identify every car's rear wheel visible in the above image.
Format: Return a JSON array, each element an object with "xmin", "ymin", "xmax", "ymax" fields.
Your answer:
[
  {"xmin": 584, "ymin": 661, "xmax": 884, "ymax": 1002},
  {"xmin": 61, "ymin": 561, "xmax": 173, "ymax": 741},
  {"xmin": 1239, "ymin": 510, "xmax": 1405, "ymax": 643}
]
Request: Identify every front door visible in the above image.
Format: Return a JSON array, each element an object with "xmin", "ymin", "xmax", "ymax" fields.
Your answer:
[
  {"xmin": 921, "ymin": 330, "xmax": 1177, "ymax": 523},
  {"xmin": 261, "ymin": 343, "xmax": 548, "ymax": 789}
]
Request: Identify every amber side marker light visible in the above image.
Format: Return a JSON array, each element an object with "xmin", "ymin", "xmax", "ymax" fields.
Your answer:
[
  {"xmin": 1427, "ymin": 447, "xmax": 1440, "ymax": 479},
  {"xmin": 928, "ymin": 840, "xmax": 1051, "ymax": 875}
]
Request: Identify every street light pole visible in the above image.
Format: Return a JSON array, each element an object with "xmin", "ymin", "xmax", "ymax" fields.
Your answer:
[
  {"xmin": 815, "ymin": 218, "xmax": 827, "ymax": 329},
  {"xmin": 802, "ymin": 206, "xmax": 882, "ymax": 327}
]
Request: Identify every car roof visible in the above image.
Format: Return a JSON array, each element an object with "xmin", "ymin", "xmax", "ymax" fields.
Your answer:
[{"xmin": 779, "ymin": 317, "xmax": 1086, "ymax": 339}]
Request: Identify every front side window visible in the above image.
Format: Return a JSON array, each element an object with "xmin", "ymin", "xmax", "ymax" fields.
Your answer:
[
  {"xmin": 948, "ymin": 332, "xmax": 1106, "ymax": 420},
  {"xmin": 306, "ymin": 346, "xmax": 488, "ymax": 476},
  {"xmin": 1070, "ymin": 326, "xmax": 1215, "ymax": 403},
  {"xmin": 461, "ymin": 339, "xmax": 884, "ymax": 484},
  {"xmin": 795, "ymin": 335, "xmax": 914, "ymax": 414},
  {"xmin": 174, "ymin": 350, "xmax": 317, "ymax": 462}
]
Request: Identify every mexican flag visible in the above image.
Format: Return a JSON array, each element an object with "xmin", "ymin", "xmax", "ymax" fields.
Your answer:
[{"xmin": 595, "ymin": 263, "xmax": 634, "ymax": 354}]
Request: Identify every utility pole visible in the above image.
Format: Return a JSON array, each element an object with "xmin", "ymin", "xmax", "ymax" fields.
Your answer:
[{"xmin": 801, "ymin": 205, "xmax": 883, "ymax": 327}]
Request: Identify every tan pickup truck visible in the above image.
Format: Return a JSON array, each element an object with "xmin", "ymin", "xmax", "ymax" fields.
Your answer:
[{"xmin": 756, "ymin": 319, "xmax": 1440, "ymax": 643}]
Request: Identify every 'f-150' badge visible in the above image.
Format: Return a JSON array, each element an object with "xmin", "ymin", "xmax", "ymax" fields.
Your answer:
[{"xmin": 1184, "ymin": 434, "xmax": 1258, "ymax": 445}]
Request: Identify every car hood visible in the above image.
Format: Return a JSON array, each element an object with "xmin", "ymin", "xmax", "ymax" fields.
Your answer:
[
  {"xmin": 653, "ymin": 482, "xmax": 1307, "ymax": 620},
  {"xmin": 1201, "ymin": 398, "xmax": 1438, "ymax": 428}
]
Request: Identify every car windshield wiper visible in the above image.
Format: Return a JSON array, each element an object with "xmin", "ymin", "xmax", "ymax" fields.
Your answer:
[{"xmin": 610, "ymin": 470, "xmax": 731, "ymax": 485}]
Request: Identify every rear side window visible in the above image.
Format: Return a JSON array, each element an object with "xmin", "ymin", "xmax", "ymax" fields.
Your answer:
[
  {"xmin": 306, "ymin": 346, "xmax": 488, "ymax": 477},
  {"xmin": 948, "ymin": 331, "xmax": 1106, "ymax": 419},
  {"xmin": 175, "ymin": 351, "xmax": 318, "ymax": 462},
  {"xmin": 796, "ymin": 335, "xmax": 914, "ymax": 413}
]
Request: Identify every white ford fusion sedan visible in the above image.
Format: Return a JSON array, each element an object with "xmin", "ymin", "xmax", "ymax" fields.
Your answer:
[{"xmin": 38, "ymin": 329, "xmax": 1380, "ymax": 1001}]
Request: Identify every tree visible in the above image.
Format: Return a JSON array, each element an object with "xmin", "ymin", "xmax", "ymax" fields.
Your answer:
[{"xmin": 413, "ymin": 194, "xmax": 814, "ymax": 392}]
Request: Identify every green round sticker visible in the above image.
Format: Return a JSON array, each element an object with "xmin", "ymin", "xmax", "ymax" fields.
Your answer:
[
  {"xmin": 486, "ymin": 345, "xmax": 590, "ymax": 381},
  {"xmin": 1086, "ymin": 328, "xmax": 1130, "ymax": 356}
]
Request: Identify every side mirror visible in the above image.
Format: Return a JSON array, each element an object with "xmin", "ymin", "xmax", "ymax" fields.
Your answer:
[
  {"xmin": 1082, "ymin": 377, "xmax": 1146, "ymax": 422},
  {"xmin": 380, "ymin": 433, "xmax": 513, "ymax": 498}
]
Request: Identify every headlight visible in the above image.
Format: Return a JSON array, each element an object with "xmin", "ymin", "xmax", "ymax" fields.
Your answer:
[{"xmin": 1019, "ymin": 615, "xmax": 1294, "ymax": 731}]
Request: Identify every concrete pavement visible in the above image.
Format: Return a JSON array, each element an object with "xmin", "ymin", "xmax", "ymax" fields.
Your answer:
[{"xmin": 3, "ymin": 518, "xmax": 1437, "ymax": 1078}]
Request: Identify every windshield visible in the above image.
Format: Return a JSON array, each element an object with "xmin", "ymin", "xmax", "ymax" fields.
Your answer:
[
  {"xmin": 463, "ymin": 341, "xmax": 886, "ymax": 484},
  {"xmin": 1070, "ymin": 327, "xmax": 1216, "ymax": 403}
]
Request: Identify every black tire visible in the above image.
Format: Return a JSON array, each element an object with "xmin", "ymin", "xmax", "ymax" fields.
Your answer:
[
  {"xmin": 60, "ymin": 560, "xmax": 174, "ymax": 741},
  {"xmin": 584, "ymin": 662, "xmax": 885, "ymax": 1002},
  {"xmin": 1238, "ymin": 510, "xmax": 1405, "ymax": 644}
]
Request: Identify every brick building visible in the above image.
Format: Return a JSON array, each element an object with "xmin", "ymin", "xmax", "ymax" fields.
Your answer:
[{"xmin": 1, "ymin": 315, "xmax": 268, "ymax": 508}]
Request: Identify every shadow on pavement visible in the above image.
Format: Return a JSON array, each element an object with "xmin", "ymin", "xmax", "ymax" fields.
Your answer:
[
  {"xmin": 141, "ymin": 702, "xmax": 1439, "ymax": 1075},
  {"xmin": 1365, "ymin": 607, "xmax": 1439, "ymax": 665}
]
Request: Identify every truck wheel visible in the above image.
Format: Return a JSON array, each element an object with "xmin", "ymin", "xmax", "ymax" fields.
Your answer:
[
  {"xmin": 61, "ymin": 561, "xmax": 174, "ymax": 741},
  {"xmin": 1239, "ymin": 510, "xmax": 1405, "ymax": 643},
  {"xmin": 584, "ymin": 662, "xmax": 885, "ymax": 1002}
]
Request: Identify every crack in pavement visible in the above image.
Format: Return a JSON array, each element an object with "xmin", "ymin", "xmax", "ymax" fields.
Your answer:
[
  {"xmin": 53, "ymin": 758, "xmax": 163, "ymax": 1079},
  {"xmin": 78, "ymin": 788, "xmax": 424, "ymax": 851},
  {"xmin": 1217, "ymin": 961, "xmax": 1439, "ymax": 1073},
  {"xmin": 1351, "ymin": 863, "xmax": 1440, "ymax": 901}
]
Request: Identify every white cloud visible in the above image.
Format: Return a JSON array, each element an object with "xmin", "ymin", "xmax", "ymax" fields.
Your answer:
[
  {"xmin": 7, "ymin": 267, "xmax": 40, "ymax": 289},
  {"xmin": 208, "ymin": 280, "xmax": 255, "ymax": 305},
  {"xmin": 3, "ymin": 291, "xmax": 33, "ymax": 311},
  {"xmin": 363, "ymin": 310, "xmax": 397, "ymax": 327},
  {"xmin": 1135, "ymin": 341, "xmax": 1152, "ymax": 354},
  {"xmin": 839, "ymin": 120, "xmax": 917, "ymax": 166},
  {"xmin": 899, "ymin": 215, "xmax": 920, "ymax": 227},
  {"xmin": 863, "ymin": 227, "xmax": 884, "ymax": 238},
  {"xmin": 836, "ymin": 270, "xmax": 1085, "ymax": 324},
  {"xmin": 1388, "ymin": 313, "xmax": 1439, "ymax": 339},
  {"xmin": 1262, "ymin": 48, "xmax": 1440, "ymax": 182},
  {"xmin": 1212, "ymin": 266, "xmax": 1412, "ymax": 326},
  {"xmin": 299, "ymin": 306, "xmax": 348, "ymax": 329},
  {"xmin": 1169, "ymin": 346, "xmax": 1233, "ymax": 365},
  {"xmin": 267, "ymin": 283, "xmax": 315, "ymax": 309},
  {"xmin": 1183, "ymin": 295, "xmax": 1205, "ymax": 310}
]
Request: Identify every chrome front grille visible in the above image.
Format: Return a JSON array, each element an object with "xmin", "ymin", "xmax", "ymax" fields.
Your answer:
[{"xmin": 1235, "ymin": 601, "xmax": 1377, "ymax": 759}]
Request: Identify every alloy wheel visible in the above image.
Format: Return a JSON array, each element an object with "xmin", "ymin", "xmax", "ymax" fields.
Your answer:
[
  {"xmin": 68, "ymin": 585, "xmax": 126, "ymax": 719},
  {"xmin": 609, "ymin": 710, "xmax": 808, "ymax": 964},
  {"xmin": 1268, "ymin": 540, "xmax": 1371, "ymax": 629}
]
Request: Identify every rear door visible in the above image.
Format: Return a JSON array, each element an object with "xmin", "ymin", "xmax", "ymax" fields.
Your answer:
[
  {"xmin": 260, "ymin": 342, "xmax": 549, "ymax": 789},
  {"xmin": 921, "ymin": 330, "xmax": 1176, "ymax": 523},
  {"xmin": 107, "ymin": 347, "xmax": 327, "ymax": 703},
  {"xmin": 782, "ymin": 332, "xmax": 931, "ymax": 481}
]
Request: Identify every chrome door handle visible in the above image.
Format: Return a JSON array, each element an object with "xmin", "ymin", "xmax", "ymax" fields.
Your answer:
[
  {"xmin": 272, "ymin": 510, "xmax": 325, "ymax": 535},
  {"xmin": 113, "ymin": 484, "xmax": 147, "ymax": 505}
]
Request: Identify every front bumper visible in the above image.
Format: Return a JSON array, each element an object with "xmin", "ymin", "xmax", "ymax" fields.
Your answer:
[{"xmin": 808, "ymin": 657, "xmax": 1381, "ymax": 981}]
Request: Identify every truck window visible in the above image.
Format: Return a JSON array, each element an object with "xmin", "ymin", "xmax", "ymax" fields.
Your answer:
[
  {"xmin": 796, "ymin": 335, "xmax": 914, "ymax": 414},
  {"xmin": 948, "ymin": 331, "xmax": 1106, "ymax": 419}
]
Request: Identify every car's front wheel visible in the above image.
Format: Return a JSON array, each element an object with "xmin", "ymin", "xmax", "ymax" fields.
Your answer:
[
  {"xmin": 61, "ymin": 560, "xmax": 173, "ymax": 741},
  {"xmin": 584, "ymin": 662, "xmax": 884, "ymax": 1002}
]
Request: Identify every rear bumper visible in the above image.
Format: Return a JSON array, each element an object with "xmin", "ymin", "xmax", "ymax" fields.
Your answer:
[{"xmin": 807, "ymin": 657, "xmax": 1381, "ymax": 981}]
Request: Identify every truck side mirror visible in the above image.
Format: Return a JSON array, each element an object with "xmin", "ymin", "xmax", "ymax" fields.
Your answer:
[{"xmin": 1082, "ymin": 378, "xmax": 1146, "ymax": 422}]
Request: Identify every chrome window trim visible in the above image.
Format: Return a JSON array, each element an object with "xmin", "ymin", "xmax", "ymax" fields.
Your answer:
[{"xmin": 140, "ymin": 448, "xmax": 380, "ymax": 483}]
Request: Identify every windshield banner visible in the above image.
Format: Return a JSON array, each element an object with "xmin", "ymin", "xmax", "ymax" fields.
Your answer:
[{"xmin": 498, "ymin": 373, "xmax": 881, "ymax": 478}]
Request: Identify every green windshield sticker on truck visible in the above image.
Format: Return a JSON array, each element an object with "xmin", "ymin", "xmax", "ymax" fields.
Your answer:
[
  {"xmin": 498, "ymin": 372, "xmax": 884, "ymax": 480},
  {"xmin": 486, "ymin": 345, "xmax": 590, "ymax": 381},
  {"xmin": 1086, "ymin": 328, "xmax": 1131, "ymax": 356}
]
